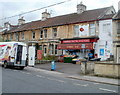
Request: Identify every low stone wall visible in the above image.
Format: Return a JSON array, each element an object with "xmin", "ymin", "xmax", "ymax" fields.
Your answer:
[
  {"xmin": 94, "ymin": 62, "xmax": 120, "ymax": 78},
  {"xmin": 35, "ymin": 60, "xmax": 52, "ymax": 64},
  {"xmin": 81, "ymin": 61, "xmax": 95, "ymax": 74}
]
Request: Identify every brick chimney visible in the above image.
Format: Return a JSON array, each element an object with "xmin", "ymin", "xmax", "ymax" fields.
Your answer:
[
  {"xmin": 42, "ymin": 9, "xmax": 51, "ymax": 20},
  {"xmin": 77, "ymin": 2, "xmax": 86, "ymax": 14},
  {"xmin": 18, "ymin": 16, "xmax": 25, "ymax": 25}
]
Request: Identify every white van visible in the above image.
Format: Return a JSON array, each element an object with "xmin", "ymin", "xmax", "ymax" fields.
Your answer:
[{"xmin": 0, "ymin": 42, "xmax": 28, "ymax": 70}]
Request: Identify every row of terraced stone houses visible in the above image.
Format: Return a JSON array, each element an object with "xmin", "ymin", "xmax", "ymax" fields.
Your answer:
[{"xmin": 1, "ymin": 2, "xmax": 120, "ymax": 63}]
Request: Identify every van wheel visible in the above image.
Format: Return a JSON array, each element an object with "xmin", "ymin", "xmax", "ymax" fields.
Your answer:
[{"xmin": 4, "ymin": 62, "xmax": 8, "ymax": 68}]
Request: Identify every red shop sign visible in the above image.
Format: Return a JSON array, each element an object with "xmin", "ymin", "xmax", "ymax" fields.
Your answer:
[
  {"xmin": 57, "ymin": 43, "xmax": 93, "ymax": 50},
  {"xmin": 61, "ymin": 39, "xmax": 90, "ymax": 44}
]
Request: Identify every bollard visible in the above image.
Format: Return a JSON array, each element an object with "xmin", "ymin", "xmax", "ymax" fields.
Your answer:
[{"xmin": 51, "ymin": 61, "xmax": 56, "ymax": 71}]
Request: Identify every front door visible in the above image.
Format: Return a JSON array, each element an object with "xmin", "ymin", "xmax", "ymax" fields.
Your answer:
[
  {"xmin": 117, "ymin": 47, "xmax": 120, "ymax": 63},
  {"xmin": 28, "ymin": 46, "xmax": 35, "ymax": 66}
]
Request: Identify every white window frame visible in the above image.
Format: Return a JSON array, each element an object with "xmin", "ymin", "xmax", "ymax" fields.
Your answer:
[
  {"xmin": 40, "ymin": 30, "xmax": 43, "ymax": 39},
  {"xmin": 117, "ymin": 22, "xmax": 120, "ymax": 34},
  {"xmin": 32, "ymin": 31, "xmax": 35, "ymax": 39},
  {"xmin": 15, "ymin": 33, "xmax": 19, "ymax": 41},
  {"xmin": 10, "ymin": 34, "xmax": 13, "ymax": 40},
  {"xmin": 44, "ymin": 29, "xmax": 47, "ymax": 38},
  {"xmin": 103, "ymin": 23, "xmax": 111, "ymax": 36},
  {"xmin": 43, "ymin": 45, "xmax": 47, "ymax": 55},
  {"xmin": 74, "ymin": 25, "xmax": 79, "ymax": 37},
  {"xmin": 89, "ymin": 24, "xmax": 96, "ymax": 36},
  {"xmin": 21, "ymin": 32, "xmax": 24, "ymax": 40},
  {"xmin": 52, "ymin": 28, "xmax": 57, "ymax": 38},
  {"xmin": 55, "ymin": 45, "xmax": 58, "ymax": 55},
  {"xmin": 49, "ymin": 44, "xmax": 54, "ymax": 55}
]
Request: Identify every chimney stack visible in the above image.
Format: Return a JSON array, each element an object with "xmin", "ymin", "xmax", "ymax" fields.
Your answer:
[
  {"xmin": 42, "ymin": 9, "xmax": 51, "ymax": 20},
  {"xmin": 4, "ymin": 22, "xmax": 11, "ymax": 31},
  {"xmin": 77, "ymin": 2, "xmax": 86, "ymax": 14},
  {"xmin": 18, "ymin": 17, "xmax": 25, "ymax": 25}
]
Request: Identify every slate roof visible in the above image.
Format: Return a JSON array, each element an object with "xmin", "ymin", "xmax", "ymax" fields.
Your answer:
[
  {"xmin": 113, "ymin": 10, "xmax": 120, "ymax": 20},
  {"xmin": 3, "ymin": 6, "xmax": 114, "ymax": 33}
]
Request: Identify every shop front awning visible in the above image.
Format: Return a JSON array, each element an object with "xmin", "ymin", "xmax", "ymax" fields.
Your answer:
[
  {"xmin": 57, "ymin": 43, "xmax": 93, "ymax": 50},
  {"xmin": 60, "ymin": 36, "xmax": 99, "ymax": 44}
]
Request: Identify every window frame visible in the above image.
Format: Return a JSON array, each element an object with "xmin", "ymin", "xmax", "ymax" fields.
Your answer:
[
  {"xmin": 40, "ymin": 30, "xmax": 43, "ymax": 39},
  {"xmin": 21, "ymin": 32, "xmax": 24, "ymax": 40},
  {"xmin": 15, "ymin": 33, "xmax": 19, "ymax": 41},
  {"xmin": 74, "ymin": 25, "xmax": 79, "ymax": 37},
  {"xmin": 89, "ymin": 23, "xmax": 96, "ymax": 36},
  {"xmin": 32, "ymin": 31, "xmax": 35, "ymax": 39},
  {"xmin": 52, "ymin": 28, "xmax": 57, "ymax": 38},
  {"xmin": 44, "ymin": 29, "xmax": 47, "ymax": 38},
  {"xmin": 10, "ymin": 34, "xmax": 13, "ymax": 40}
]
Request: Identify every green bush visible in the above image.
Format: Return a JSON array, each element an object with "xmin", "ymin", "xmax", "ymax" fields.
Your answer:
[{"xmin": 42, "ymin": 55, "xmax": 57, "ymax": 61}]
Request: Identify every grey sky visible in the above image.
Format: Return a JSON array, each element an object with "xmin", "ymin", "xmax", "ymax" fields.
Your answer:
[{"xmin": 0, "ymin": 0, "xmax": 119, "ymax": 26}]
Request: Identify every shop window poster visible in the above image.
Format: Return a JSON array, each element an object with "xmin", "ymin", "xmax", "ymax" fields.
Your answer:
[{"xmin": 100, "ymin": 49, "xmax": 104, "ymax": 56}]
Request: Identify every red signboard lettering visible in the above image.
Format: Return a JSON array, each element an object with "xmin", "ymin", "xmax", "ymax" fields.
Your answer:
[
  {"xmin": 57, "ymin": 43, "xmax": 93, "ymax": 50},
  {"xmin": 61, "ymin": 39, "xmax": 90, "ymax": 44}
]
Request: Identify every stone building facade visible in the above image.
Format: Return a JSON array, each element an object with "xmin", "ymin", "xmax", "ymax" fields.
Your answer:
[
  {"xmin": 113, "ymin": 9, "xmax": 120, "ymax": 63},
  {"xmin": 2, "ymin": 3, "xmax": 116, "ymax": 60}
]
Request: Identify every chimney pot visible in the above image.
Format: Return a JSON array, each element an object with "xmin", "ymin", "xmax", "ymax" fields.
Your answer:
[
  {"xmin": 42, "ymin": 9, "xmax": 51, "ymax": 20},
  {"xmin": 18, "ymin": 16, "xmax": 25, "ymax": 25},
  {"xmin": 77, "ymin": 2, "xmax": 86, "ymax": 14}
]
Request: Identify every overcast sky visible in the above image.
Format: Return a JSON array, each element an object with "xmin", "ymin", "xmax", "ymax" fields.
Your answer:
[{"xmin": 0, "ymin": 0, "xmax": 119, "ymax": 26}]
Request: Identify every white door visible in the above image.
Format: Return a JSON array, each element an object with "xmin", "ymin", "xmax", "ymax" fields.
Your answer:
[
  {"xmin": 117, "ymin": 47, "xmax": 120, "ymax": 63},
  {"xmin": 28, "ymin": 46, "xmax": 35, "ymax": 66}
]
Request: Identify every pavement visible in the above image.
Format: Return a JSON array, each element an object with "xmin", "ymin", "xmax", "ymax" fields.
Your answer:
[{"xmin": 34, "ymin": 62, "xmax": 120, "ymax": 86}]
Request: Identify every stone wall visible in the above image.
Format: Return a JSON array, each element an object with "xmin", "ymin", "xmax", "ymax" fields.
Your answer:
[
  {"xmin": 94, "ymin": 62, "xmax": 120, "ymax": 78},
  {"xmin": 81, "ymin": 61, "xmax": 95, "ymax": 74}
]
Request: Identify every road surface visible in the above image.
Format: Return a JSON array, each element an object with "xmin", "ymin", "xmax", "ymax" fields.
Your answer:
[{"xmin": 1, "ymin": 66, "xmax": 119, "ymax": 94}]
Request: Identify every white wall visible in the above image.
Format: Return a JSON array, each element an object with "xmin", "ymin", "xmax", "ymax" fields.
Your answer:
[{"xmin": 97, "ymin": 20, "xmax": 113, "ymax": 61}]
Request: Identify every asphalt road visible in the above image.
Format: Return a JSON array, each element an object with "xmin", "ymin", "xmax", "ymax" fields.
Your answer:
[{"xmin": 1, "ymin": 66, "xmax": 119, "ymax": 94}]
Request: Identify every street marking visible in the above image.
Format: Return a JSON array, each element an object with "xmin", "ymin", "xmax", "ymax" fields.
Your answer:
[
  {"xmin": 47, "ymin": 78, "xmax": 65, "ymax": 83},
  {"xmin": 36, "ymin": 75, "xmax": 45, "ymax": 78},
  {"xmin": 20, "ymin": 71, "xmax": 30, "ymax": 75},
  {"xmin": 73, "ymin": 83, "xmax": 88, "ymax": 87},
  {"xmin": 99, "ymin": 88, "xmax": 117, "ymax": 93}
]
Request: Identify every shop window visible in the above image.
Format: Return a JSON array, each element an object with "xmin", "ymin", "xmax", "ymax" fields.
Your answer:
[
  {"xmin": 44, "ymin": 29, "xmax": 47, "ymax": 38},
  {"xmin": 74, "ymin": 25, "xmax": 79, "ymax": 37},
  {"xmin": 52, "ymin": 28, "xmax": 57, "ymax": 38},
  {"xmin": 90, "ymin": 24, "xmax": 96, "ymax": 36},
  {"xmin": 32, "ymin": 31, "xmax": 35, "ymax": 39},
  {"xmin": 40, "ymin": 30, "xmax": 43, "ymax": 39}
]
